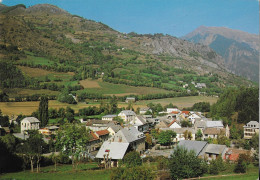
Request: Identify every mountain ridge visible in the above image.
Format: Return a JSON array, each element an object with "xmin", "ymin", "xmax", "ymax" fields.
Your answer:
[{"xmin": 183, "ymin": 26, "xmax": 259, "ymax": 82}]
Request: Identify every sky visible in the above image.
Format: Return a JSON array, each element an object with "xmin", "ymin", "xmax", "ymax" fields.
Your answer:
[{"xmin": 1, "ymin": 0, "xmax": 259, "ymax": 37}]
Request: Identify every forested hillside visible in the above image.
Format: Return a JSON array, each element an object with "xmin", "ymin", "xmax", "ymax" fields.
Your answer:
[{"xmin": 0, "ymin": 4, "xmax": 256, "ymax": 102}]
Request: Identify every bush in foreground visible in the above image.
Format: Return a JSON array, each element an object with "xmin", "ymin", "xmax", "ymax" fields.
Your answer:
[{"xmin": 169, "ymin": 146, "xmax": 208, "ymax": 180}]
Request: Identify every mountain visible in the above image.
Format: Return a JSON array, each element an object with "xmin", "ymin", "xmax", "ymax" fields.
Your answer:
[
  {"xmin": 183, "ymin": 26, "xmax": 259, "ymax": 82},
  {"xmin": 0, "ymin": 4, "xmax": 255, "ymax": 98}
]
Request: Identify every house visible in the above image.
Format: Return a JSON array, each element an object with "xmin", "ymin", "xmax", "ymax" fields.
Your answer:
[
  {"xmin": 161, "ymin": 128, "xmax": 196, "ymax": 142},
  {"xmin": 176, "ymin": 140, "xmax": 208, "ymax": 157},
  {"xmin": 174, "ymin": 140, "xmax": 228, "ymax": 161},
  {"xmin": 204, "ymin": 144, "xmax": 227, "ymax": 161},
  {"xmin": 139, "ymin": 107, "xmax": 152, "ymax": 115},
  {"xmin": 166, "ymin": 108, "xmax": 180, "ymax": 114},
  {"xmin": 96, "ymin": 142, "xmax": 130, "ymax": 167},
  {"xmin": 188, "ymin": 113, "xmax": 201, "ymax": 124},
  {"xmin": 181, "ymin": 111, "xmax": 190, "ymax": 116},
  {"xmin": 102, "ymin": 115, "xmax": 117, "ymax": 121},
  {"xmin": 224, "ymin": 148, "xmax": 251, "ymax": 162},
  {"xmin": 206, "ymin": 121, "xmax": 224, "ymax": 128},
  {"xmin": 118, "ymin": 110, "xmax": 136, "ymax": 123},
  {"xmin": 195, "ymin": 83, "xmax": 206, "ymax": 88},
  {"xmin": 243, "ymin": 121, "xmax": 259, "ymax": 139},
  {"xmin": 95, "ymin": 129, "xmax": 110, "ymax": 142},
  {"xmin": 86, "ymin": 120, "xmax": 117, "ymax": 131},
  {"xmin": 130, "ymin": 115, "xmax": 149, "ymax": 133},
  {"xmin": 168, "ymin": 120, "xmax": 181, "ymax": 129},
  {"xmin": 107, "ymin": 124, "xmax": 123, "ymax": 136},
  {"xmin": 155, "ymin": 121, "xmax": 169, "ymax": 129},
  {"xmin": 203, "ymin": 126, "xmax": 229, "ymax": 140},
  {"xmin": 21, "ymin": 117, "xmax": 40, "ymax": 133},
  {"xmin": 86, "ymin": 131, "xmax": 101, "ymax": 153},
  {"xmin": 125, "ymin": 97, "xmax": 135, "ymax": 103},
  {"xmin": 194, "ymin": 120, "xmax": 207, "ymax": 131},
  {"xmin": 108, "ymin": 127, "xmax": 145, "ymax": 154},
  {"xmin": 38, "ymin": 126, "xmax": 59, "ymax": 136}
]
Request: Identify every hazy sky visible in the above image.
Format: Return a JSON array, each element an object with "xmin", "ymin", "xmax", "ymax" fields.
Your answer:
[{"xmin": 1, "ymin": 0, "xmax": 259, "ymax": 37}]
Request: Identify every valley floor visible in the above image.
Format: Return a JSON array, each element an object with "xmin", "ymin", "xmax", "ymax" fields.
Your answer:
[{"xmin": 0, "ymin": 96, "xmax": 217, "ymax": 116}]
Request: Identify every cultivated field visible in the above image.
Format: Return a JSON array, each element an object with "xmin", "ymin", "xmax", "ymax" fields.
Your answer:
[
  {"xmin": 80, "ymin": 79, "xmax": 101, "ymax": 88},
  {"xmin": 136, "ymin": 96, "xmax": 218, "ymax": 109},
  {"xmin": 0, "ymin": 96, "xmax": 218, "ymax": 116},
  {"xmin": 78, "ymin": 79, "xmax": 171, "ymax": 95}
]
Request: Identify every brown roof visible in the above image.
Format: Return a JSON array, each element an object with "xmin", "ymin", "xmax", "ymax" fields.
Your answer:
[
  {"xmin": 96, "ymin": 129, "xmax": 110, "ymax": 136},
  {"xmin": 89, "ymin": 131, "xmax": 99, "ymax": 141},
  {"xmin": 203, "ymin": 128, "xmax": 225, "ymax": 135},
  {"xmin": 168, "ymin": 120, "xmax": 176, "ymax": 127},
  {"xmin": 171, "ymin": 111, "xmax": 179, "ymax": 114},
  {"xmin": 182, "ymin": 111, "xmax": 190, "ymax": 115}
]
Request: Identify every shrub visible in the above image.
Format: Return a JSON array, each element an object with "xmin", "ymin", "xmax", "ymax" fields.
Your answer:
[
  {"xmin": 234, "ymin": 155, "xmax": 247, "ymax": 173},
  {"xmin": 123, "ymin": 151, "xmax": 142, "ymax": 168},
  {"xmin": 169, "ymin": 146, "xmax": 208, "ymax": 180}
]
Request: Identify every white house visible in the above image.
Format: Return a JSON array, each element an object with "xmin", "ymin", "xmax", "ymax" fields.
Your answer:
[
  {"xmin": 243, "ymin": 121, "xmax": 259, "ymax": 139},
  {"xmin": 206, "ymin": 121, "xmax": 224, "ymax": 128},
  {"xmin": 166, "ymin": 108, "xmax": 180, "ymax": 114},
  {"xmin": 118, "ymin": 110, "xmax": 136, "ymax": 123},
  {"xmin": 102, "ymin": 115, "xmax": 117, "ymax": 121},
  {"xmin": 168, "ymin": 120, "xmax": 181, "ymax": 128},
  {"xmin": 125, "ymin": 97, "xmax": 135, "ymax": 103},
  {"xmin": 139, "ymin": 107, "xmax": 152, "ymax": 115},
  {"xmin": 21, "ymin": 117, "xmax": 40, "ymax": 133},
  {"xmin": 130, "ymin": 116, "xmax": 149, "ymax": 133},
  {"xmin": 188, "ymin": 113, "xmax": 201, "ymax": 124}
]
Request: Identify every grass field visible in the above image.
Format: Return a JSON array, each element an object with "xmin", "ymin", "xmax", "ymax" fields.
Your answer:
[
  {"xmin": 0, "ymin": 163, "xmax": 111, "ymax": 180},
  {"xmin": 6, "ymin": 88, "xmax": 59, "ymax": 98},
  {"xmin": 18, "ymin": 66, "xmax": 74, "ymax": 81},
  {"xmin": 77, "ymin": 79, "xmax": 171, "ymax": 95},
  {"xmin": 136, "ymin": 96, "xmax": 218, "ymax": 109},
  {"xmin": 0, "ymin": 96, "xmax": 217, "ymax": 116},
  {"xmin": 80, "ymin": 79, "xmax": 101, "ymax": 88}
]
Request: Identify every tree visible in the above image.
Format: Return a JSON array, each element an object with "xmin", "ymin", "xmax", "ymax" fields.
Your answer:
[
  {"xmin": 158, "ymin": 130, "xmax": 176, "ymax": 146},
  {"xmin": 109, "ymin": 95, "xmax": 118, "ymax": 114},
  {"xmin": 181, "ymin": 120, "xmax": 192, "ymax": 127},
  {"xmin": 195, "ymin": 129, "xmax": 203, "ymax": 140},
  {"xmin": 17, "ymin": 131, "xmax": 45, "ymax": 172},
  {"xmin": 123, "ymin": 151, "xmax": 142, "ymax": 168},
  {"xmin": 234, "ymin": 154, "xmax": 247, "ymax": 173},
  {"xmin": 184, "ymin": 130, "xmax": 193, "ymax": 140},
  {"xmin": 209, "ymin": 157, "xmax": 226, "ymax": 175},
  {"xmin": 145, "ymin": 133, "xmax": 152, "ymax": 149},
  {"xmin": 169, "ymin": 146, "xmax": 208, "ymax": 180},
  {"xmin": 250, "ymin": 133, "xmax": 259, "ymax": 150},
  {"xmin": 56, "ymin": 123, "xmax": 90, "ymax": 170},
  {"xmin": 0, "ymin": 110, "xmax": 9, "ymax": 127},
  {"xmin": 38, "ymin": 95, "xmax": 49, "ymax": 127}
]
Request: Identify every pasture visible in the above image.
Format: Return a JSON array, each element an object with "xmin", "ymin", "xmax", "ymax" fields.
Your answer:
[
  {"xmin": 0, "ymin": 163, "xmax": 110, "ymax": 180},
  {"xmin": 0, "ymin": 96, "xmax": 218, "ymax": 116}
]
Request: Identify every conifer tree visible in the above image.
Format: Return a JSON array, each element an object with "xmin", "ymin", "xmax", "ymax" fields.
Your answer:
[{"xmin": 38, "ymin": 95, "xmax": 49, "ymax": 127}]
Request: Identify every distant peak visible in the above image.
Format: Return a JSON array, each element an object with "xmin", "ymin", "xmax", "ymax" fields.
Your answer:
[{"xmin": 26, "ymin": 4, "xmax": 69, "ymax": 15}]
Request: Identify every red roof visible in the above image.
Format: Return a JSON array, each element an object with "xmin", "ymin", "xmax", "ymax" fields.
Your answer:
[
  {"xmin": 224, "ymin": 148, "xmax": 250, "ymax": 161},
  {"xmin": 182, "ymin": 111, "xmax": 190, "ymax": 115},
  {"xmin": 96, "ymin": 129, "xmax": 110, "ymax": 136},
  {"xmin": 90, "ymin": 131, "xmax": 99, "ymax": 141},
  {"xmin": 171, "ymin": 111, "xmax": 179, "ymax": 114},
  {"xmin": 168, "ymin": 120, "xmax": 176, "ymax": 127}
]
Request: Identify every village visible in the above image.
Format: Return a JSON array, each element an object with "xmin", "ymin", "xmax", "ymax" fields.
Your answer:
[{"xmin": 0, "ymin": 96, "xmax": 258, "ymax": 174}]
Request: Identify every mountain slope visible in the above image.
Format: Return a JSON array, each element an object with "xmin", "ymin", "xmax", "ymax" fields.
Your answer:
[
  {"xmin": 183, "ymin": 26, "xmax": 259, "ymax": 82},
  {"xmin": 0, "ymin": 4, "xmax": 255, "ymax": 97}
]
